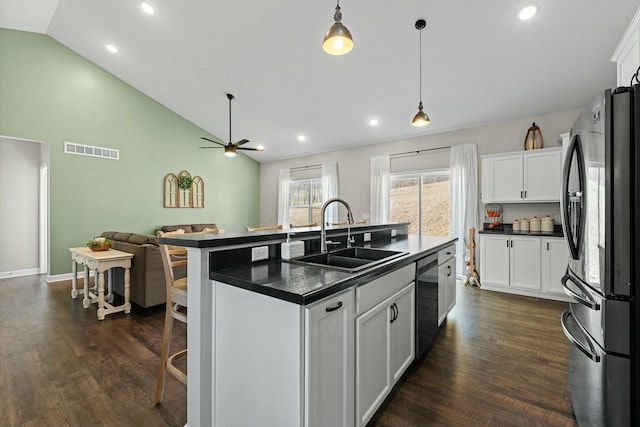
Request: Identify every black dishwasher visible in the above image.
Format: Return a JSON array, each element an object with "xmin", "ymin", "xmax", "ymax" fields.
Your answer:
[{"xmin": 415, "ymin": 253, "xmax": 440, "ymax": 359}]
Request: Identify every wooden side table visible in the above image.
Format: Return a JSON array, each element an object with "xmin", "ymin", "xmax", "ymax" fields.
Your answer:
[{"xmin": 69, "ymin": 247, "xmax": 134, "ymax": 320}]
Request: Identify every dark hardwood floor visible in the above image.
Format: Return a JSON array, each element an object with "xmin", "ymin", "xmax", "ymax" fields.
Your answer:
[{"xmin": 0, "ymin": 275, "xmax": 576, "ymax": 427}]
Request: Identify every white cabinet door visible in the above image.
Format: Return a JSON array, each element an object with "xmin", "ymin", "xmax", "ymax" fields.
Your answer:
[
  {"xmin": 523, "ymin": 149, "xmax": 561, "ymax": 201},
  {"xmin": 446, "ymin": 257, "xmax": 456, "ymax": 314},
  {"xmin": 356, "ymin": 282, "xmax": 415, "ymax": 427},
  {"xmin": 483, "ymin": 155, "xmax": 523, "ymax": 202},
  {"xmin": 541, "ymin": 238, "xmax": 569, "ymax": 295},
  {"xmin": 437, "ymin": 256, "xmax": 456, "ymax": 325},
  {"xmin": 437, "ymin": 262, "xmax": 448, "ymax": 326},
  {"xmin": 305, "ymin": 290, "xmax": 354, "ymax": 427},
  {"xmin": 389, "ymin": 284, "xmax": 415, "ymax": 384},
  {"xmin": 356, "ymin": 297, "xmax": 391, "ymax": 427},
  {"xmin": 479, "ymin": 235, "xmax": 510, "ymax": 287},
  {"xmin": 509, "ymin": 237, "xmax": 541, "ymax": 290}
]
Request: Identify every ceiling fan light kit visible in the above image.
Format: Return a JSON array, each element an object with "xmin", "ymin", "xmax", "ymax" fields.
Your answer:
[
  {"xmin": 411, "ymin": 19, "xmax": 430, "ymax": 127},
  {"xmin": 200, "ymin": 93, "xmax": 263, "ymax": 157},
  {"xmin": 323, "ymin": 0, "xmax": 353, "ymax": 55}
]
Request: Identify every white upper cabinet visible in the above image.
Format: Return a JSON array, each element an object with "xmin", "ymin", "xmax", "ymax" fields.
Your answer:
[
  {"xmin": 612, "ymin": 6, "xmax": 640, "ymax": 87},
  {"xmin": 482, "ymin": 147, "xmax": 562, "ymax": 203}
]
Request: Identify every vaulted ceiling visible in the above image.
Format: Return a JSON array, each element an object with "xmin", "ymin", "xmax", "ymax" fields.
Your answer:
[{"xmin": 1, "ymin": 0, "xmax": 639, "ymax": 162}]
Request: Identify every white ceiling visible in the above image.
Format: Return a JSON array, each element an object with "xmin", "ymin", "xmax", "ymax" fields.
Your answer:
[{"xmin": 1, "ymin": 0, "xmax": 639, "ymax": 162}]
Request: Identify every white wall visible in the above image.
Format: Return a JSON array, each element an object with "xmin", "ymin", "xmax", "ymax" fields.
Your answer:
[
  {"xmin": 260, "ymin": 109, "xmax": 582, "ymax": 226},
  {"xmin": 0, "ymin": 136, "xmax": 46, "ymax": 276}
]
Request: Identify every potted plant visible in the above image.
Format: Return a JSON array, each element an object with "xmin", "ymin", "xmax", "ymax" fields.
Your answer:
[{"xmin": 87, "ymin": 238, "xmax": 113, "ymax": 252}]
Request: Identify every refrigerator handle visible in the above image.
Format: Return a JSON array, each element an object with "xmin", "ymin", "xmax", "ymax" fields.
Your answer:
[
  {"xmin": 560, "ymin": 134, "xmax": 586, "ymax": 260},
  {"xmin": 561, "ymin": 267, "xmax": 600, "ymax": 310},
  {"xmin": 560, "ymin": 310, "xmax": 601, "ymax": 362}
]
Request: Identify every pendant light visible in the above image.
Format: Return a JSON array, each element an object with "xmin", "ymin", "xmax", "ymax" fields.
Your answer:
[
  {"xmin": 411, "ymin": 19, "xmax": 430, "ymax": 127},
  {"xmin": 322, "ymin": 0, "xmax": 353, "ymax": 55}
]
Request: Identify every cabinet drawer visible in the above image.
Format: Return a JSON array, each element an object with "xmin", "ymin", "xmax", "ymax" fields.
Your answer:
[
  {"xmin": 356, "ymin": 264, "xmax": 415, "ymax": 315},
  {"xmin": 438, "ymin": 244, "xmax": 455, "ymax": 265}
]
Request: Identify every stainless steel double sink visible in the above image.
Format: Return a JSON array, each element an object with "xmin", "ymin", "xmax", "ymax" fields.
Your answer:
[{"xmin": 284, "ymin": 247, "xmax": 407, "ymax": 273}]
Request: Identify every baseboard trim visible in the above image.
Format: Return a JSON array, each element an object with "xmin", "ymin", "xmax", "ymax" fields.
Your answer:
[
  {"xmin": 481, "ymin": 283, "xmax": 572, "ymax": 302},
  {"xmin": 0, "ymin": 268, "xmax": 41, "ymax": 279},
  {"xmin": 46, "ymin": 273, "xmax": 82, "ymax": 283}
]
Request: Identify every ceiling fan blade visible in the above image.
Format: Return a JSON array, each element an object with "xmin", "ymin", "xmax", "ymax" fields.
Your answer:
[
  {"xmin": 237, "ymin": 146, "xmax": 264, "ymax": 152},
  {"xmin": 200, "ymin": 146, "xmax": 222, "ymax": 149},
  {"xmin": 200, "ymin": 136, "xmax": 226, "ymax": 147},
  {"xmin": 234, "ymin": 139, "xmax": 250, "ymax": 147}
]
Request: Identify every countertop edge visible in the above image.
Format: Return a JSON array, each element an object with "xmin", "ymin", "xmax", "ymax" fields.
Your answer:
[{"xmin": 210, "ymin": 237, "xmax": 457, "ymax": 306}]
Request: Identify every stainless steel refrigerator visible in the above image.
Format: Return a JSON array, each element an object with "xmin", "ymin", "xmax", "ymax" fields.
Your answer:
[{"xmin": 560, "ymin": 86, "xmax": 639, "ymax": 426}]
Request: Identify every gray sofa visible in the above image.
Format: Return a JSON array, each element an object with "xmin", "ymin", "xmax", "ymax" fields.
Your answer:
[{"xmin": 100, "ymin": 223, "xmax": 216, "ymax": 312}]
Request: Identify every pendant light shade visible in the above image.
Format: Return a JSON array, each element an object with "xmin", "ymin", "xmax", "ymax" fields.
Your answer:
[
  {"xmin": 411, "ymin": 19, "xmax": 430, "ymax": 127},
  {"xmin": 412, "ymin": 101, "xmax": 430, "ymax": 127},
  {"xmin": 323, "ymin": 1, "xmax": 353, "ymax": 55}
]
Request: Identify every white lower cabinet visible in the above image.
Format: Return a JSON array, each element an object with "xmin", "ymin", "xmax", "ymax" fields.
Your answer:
[
  {"xmin": 305, "ymin": 289, "xmax": 354, "ymax": 427},
  {"xmin": 541, "ymin": 237, "xmax": 569, "ymax": 296},
  {"xmin": 437, "ymin": 244, "xmax": 457, "ymax": 325},
  {"xmin": 355, "ymin": 280, "xmax": 415, "ymax": 427},
  {"xmin": 479, "ymin": 234, "xmax": 569, "ymax": 300},
  {"xmin": 509, "ymin": 236, "xmax": 541, "ymax": 290}
]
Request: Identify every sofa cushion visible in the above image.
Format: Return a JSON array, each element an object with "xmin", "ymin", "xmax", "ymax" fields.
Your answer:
[
  {"xmin": 114, "ymin": 232, "xmax": 133, "ymax": 242},
  {"xmin": 162, "ymin": 224, "xmax": 193, "ymax": 233},
  {"xmin": 128, "ymin": 234, "xmax": 154, "ymax": 245},
  {"xmin": 102, "ymin": 231, "xmax": 117, "ymax": 239},
  {"xmin": 191, "ymin": 223, "xmax": 218, "ymax": 232}
]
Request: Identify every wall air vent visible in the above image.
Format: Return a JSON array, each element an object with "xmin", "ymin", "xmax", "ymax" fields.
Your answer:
[{"xmin": 64, "ymin": 141, "xmax": 119, "ymax": 160}]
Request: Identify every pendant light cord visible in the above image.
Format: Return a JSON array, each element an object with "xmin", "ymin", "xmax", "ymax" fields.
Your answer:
[{"xmin": 418, "ymin": 26, "xmax": 422, "ymax": 104}]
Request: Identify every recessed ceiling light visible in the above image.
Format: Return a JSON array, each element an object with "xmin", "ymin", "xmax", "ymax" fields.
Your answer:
[
  {"xmin": 518, "ymin": 5, "xmax": 537, "ymax": 20},
  {"xmin": 140, "ymin": 1, "xmax": 155, "ymax": 15},
  {"xmin": 297, "ymin": 135, "xmax": 307, "ymax": 142},
  {"xmin": 105, "ymin": 43, "xmax": 119, "ymax": 53},
  {"xmin": 256, "ymin": 145, "xmax": 264, "ymax": 151},
  {"xmin": 369, "ymin": 119, "xmax": 379, "ymax": 126}
]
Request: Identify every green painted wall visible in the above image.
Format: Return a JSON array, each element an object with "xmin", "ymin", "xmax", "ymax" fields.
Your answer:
[{"xmin": 0, "ymin": 29, "xmax": 260, "ymax": 275}]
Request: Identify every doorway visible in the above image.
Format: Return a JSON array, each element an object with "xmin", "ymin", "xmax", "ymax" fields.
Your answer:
[{"xmin": 0, "ymin": 136, "xmax": 49, "ymax": 278}]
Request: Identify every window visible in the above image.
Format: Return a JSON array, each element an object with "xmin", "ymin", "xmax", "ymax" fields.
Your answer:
[
  {"xmin": 288, "ymin": 179, "xmax": 323, "ymax": 226},
  {"xmin": 390, "ymin": 170, "xmax": 451, "ymax": 236}
]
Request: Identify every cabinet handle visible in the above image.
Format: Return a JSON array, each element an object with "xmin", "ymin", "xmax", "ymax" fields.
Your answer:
[
  {"xmin": 547, "ymin": 242, "xmax": 550, "ymax": 250},
  {"xmin": 390, "ymin": 303, "xmax": 398, "ymax": 323},
  {"xmin": 447, "ymin": 265, "xmax": 452, "ymax": 276},
  {"xmin": 520, "ymin": 190, "xmax": 523, "ymax": 199},
  {"xmin": 524, "ymin": 190, "xmax": 527, "ymax": 199},
  {"xmin": 446, "ymin": 251, "xmax": 451, "ymax": 255},
  {"xmin": 325, "ymin": 301, "xmax": 343, "ymax": 312}
]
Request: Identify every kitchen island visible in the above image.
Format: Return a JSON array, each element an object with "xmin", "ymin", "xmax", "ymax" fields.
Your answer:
[{"xmin": 160, "ymin": 224, "xmax": 455, "ymax": 427}]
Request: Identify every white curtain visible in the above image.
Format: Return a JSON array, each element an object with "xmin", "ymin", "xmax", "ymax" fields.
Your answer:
[
  {"xmin": 322, "ymin": 162, "xmax": 339, "ymax": 223},
  {"xmin": 277, "ymin": 168, "xmax": 291, "ymax": 228},
  {"xmin": 450, "ymin": 143, "xmax": 478, "ymax": 276},
  {"xmin": 370, "ymin": 155, "xmax": 390, "ymax": 224}
]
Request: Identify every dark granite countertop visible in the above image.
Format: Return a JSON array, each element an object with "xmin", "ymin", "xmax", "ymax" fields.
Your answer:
[
  {"xmin": 159, "ymin": 222, "xmax": 408, "ymax": 249},
  {"xmin": 209, "ymin": 235, "xmax": 455, "ymax": 305},
  {"xmin": 479, "ymin": 224, "xmax": 564, "ymax": 237}
]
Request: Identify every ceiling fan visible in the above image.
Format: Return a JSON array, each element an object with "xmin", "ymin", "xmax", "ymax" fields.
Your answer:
[{"xmin": 200, "ymin": 93, "xmax": 263, "ymax": 157}]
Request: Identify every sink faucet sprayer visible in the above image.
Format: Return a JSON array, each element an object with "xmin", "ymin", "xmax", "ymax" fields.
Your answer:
[{"xmin": 320, "ymin": 198, "xmax": 354, "ymax": 253}]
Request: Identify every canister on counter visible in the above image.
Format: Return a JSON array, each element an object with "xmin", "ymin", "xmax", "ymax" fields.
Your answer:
[
  {"xmin": 512, "ymin": 219, "xmax": 521, "ymax": 231},
  {"xmin": 520, "ymin": 218, "xmax": 530, "ymax": 232},
  {"xmin": 530, "ymin": 216, "xmax": 541, "ymax": 232},
  {"xmin": 541, "ymin": 215, "xmax": 555, "ymax": 232}
]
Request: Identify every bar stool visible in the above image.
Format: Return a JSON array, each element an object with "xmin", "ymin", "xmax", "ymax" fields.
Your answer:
[{"xmin": 155, "ymin": 232, "xmax": 188, "ymax": 404}]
